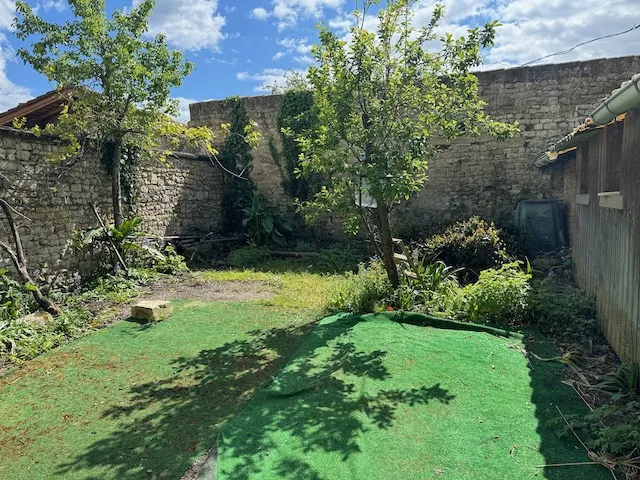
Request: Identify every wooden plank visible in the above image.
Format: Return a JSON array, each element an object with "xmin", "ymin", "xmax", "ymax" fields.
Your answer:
[{"xmin": 598, "ymin": 192, "xmax": 624, "ymax": 210}]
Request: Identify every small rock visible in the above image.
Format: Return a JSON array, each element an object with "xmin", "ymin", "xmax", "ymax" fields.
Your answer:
[
  {"xmin": 21, "ymin": 311, "xmax": 54, "ymax": 327},
  {"xmin": 131, "ymin": 300, "xmax": 173, "ymax": 323}
]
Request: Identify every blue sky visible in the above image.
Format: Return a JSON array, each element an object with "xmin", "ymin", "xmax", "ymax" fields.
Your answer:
[{"xmin": 1, "ymin": 0, "xmax": 639, "ymax": 121}]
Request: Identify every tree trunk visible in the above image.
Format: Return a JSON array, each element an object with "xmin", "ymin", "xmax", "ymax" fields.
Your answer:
[
  {"xmin": 111, "ymin": 139, "xmax": 123, "ymax": 228},
  {"xmin": 0, "ymin": 199, "xmax": 63, "ymax": 316},
  {"xmin": 374, "ymin": 197, "xmax": 399, "ymax": 287}
]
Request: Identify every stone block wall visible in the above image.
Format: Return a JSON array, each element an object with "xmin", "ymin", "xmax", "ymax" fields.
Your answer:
[
  {"xmin": 0, "ymin": 127, "xmax": 223, "ymax": 274},
  {"xmin": 190, "ymin": 56, "xmax": 640, "ymax": 236},
  {"xmin": 134, "ymin": 154, "xmax": 223, "ymax": 236},
  {"xmin": 0, "ymin": 128, "xmax": 113, "ymax": 274},
  {"xmin": 189, "ymin": 95, "xmax": 290, "ymax": 209},
  {"xmin": 402, "ymin": 56, "xmax": 640, "ymax": 233}
]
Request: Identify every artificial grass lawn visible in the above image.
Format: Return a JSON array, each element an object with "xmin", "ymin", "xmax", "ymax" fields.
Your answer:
[
  {"xmin": 0, "ymin": 300, "xmax": 318, "ymax": 480},
  {"xmin": 217, "ymin": 312, "xmax": 611, "ymax": 480}
]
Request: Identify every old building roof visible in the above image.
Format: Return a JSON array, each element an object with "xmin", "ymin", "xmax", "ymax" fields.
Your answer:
[{"xmin": 0, "ymin": 87, "xmax": 74, "ymax": 128}]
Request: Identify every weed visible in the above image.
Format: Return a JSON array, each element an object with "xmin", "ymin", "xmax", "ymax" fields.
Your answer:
[{"xmin": 326, "ymin": 261, "xmax": 392, "ymax": 314}]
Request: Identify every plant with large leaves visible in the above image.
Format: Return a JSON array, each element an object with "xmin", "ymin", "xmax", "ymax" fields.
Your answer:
[{"xmin": 242, "ymin": 194, "xmax": 293, "ymax": 247}]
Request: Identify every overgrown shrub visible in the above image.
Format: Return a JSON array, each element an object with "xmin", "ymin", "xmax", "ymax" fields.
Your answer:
[
  {"xmin": 0, "ymin": 269, "xmax": 35, "ymax": 321},
  {"xmin": 327, "ymin": 261, "xmax": 392, "ymax": 314},
  {"xmin": 528, "ymin": 278, "xmax": 599, "ymax": 351},
  {"xmin": 453, "ymin": 261, "xmax": 532, "ymax": 325},
  {"xmin": 394, "ymin": 257, "xmax": 461, "ymax": 315},
  {"xmin": 425, "ymin": 217, "xmax": 510, "ymax": 283},
  {"xmin": 242, "ymin": 193, "xmax": 293, "ymax": 246},
  {"xmin": 151, "ymin": 245, "xmax": 188, "ymax": 274},
  {"xmin": 228, "ymin": 246, "xmax": 273, "ymax": 269},
  {"xmin": 0, "ymin": 309, "xmax": 91, "ymax": 363}
]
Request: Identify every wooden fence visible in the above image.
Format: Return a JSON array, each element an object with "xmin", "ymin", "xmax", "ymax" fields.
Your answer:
[{"xmin": 569, "ymin": 107, "xmax": 640, "ymax": 365}]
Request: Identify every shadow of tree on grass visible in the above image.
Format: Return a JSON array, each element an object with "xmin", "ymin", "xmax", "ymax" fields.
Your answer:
[
  {"xmin": 55, "ymin": 320, "xmax": 318, "ymax": 479},
  {"xmin": 215, "ymin": 317, "xmax": 455, "ymax": 479},
  {"xmin": 56, "ymin": 315, "xmax": 453, "ymax": 480}
]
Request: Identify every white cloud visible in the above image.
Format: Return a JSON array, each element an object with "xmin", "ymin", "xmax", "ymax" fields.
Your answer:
[
  {"xmin": 272, "ymin": 37, "xmax": 315, "ymax": 63},
  {"xmin": 294, "ymin": 55, "xmax": 314, "ymax": 64},
  {"xmin": 131, "ymin": 0, "xmax": 227, "ymax": 52},
  {"xmin": 236, "ymin": 68, "xmax": 306, "ymax": 92},
  {"xmin": 42, "ymin": 0, "xmax": 66, "ymax": 12},
  {"xmin": 251, "ymin": 7, "xmax": 270, "ymax": 20},
  {"xmin": 256, "ymin": 0, "xmax": 344, "ymax": 29},
  {"xmin": 277, "ymin": 37, "xmax": 313, "ymax": 54},
  {"xmin": 484, "ymin": 0, "xmax": 640, "ymax": 66},
  {"xmin": 0, "ymin": 0, "xmax": 14, "ymax": 30},
  {"xmin": 329, "ymin": 0, "xmax": 640, "ymax": 68},
  {"xmin": 172, "ymin": 97, "xmax": 209, "ymax": 123},
  {"xmin": 0, "ymin": 35, "xmax": 32, "ymax": 113}
]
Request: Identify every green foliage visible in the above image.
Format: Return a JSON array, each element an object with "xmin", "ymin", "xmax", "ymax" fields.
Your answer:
[
  {"xmin": 74, "ymin": 268, "xmax": 157, "ymax": 304},
  {"xmin": 395, "ymin": 257, "xmax": 462, "ymax": 315},
  {"xmin": 13, "ymin": 0, "xmax": 243, "ymax": 226},
  {"xmin": 426, "ymin": 217, "xmax": 510, "ymax": 283},
  {"xmin": 276, "ymin": 89, "xmax": 319, "ymax": 201},
  {"xmin": 228, "ymin": 246, "xmax": 273, "ymax": 270},
  {"xmin": 528, "ymin": 278, "xmax": 599, "ymax": 352},
  {"xmin": 242, "ymin": 193, "xmax": 293, "ymax": 246},
  {"xmin": 561, "ymin": 397, "xmax": 640, "ymax": 460},
  {"xmin": 453, "ymin": 261, "xmax": 532, "ymax": 325},
  {"xmin": 75, "ymin": 217, "xmax": 188, "ymax": 274},
  {"xmin": 0, "ymin": 309, "xmax": 91, "ymax": 363},
  {"xmin": 152, "ymin": 245, "xmax": 188, "ymax": 274},
  {"xmin": 228, "ymin": 241, "xmax": 368, "ymax": 274},
  {"xmin": 326, "ymin": 261, "xmax": 392, "ymax": 314},
  {"xmin": 593, "ymin": 361, "xmax": 639, "ymax": 398},
  {"xmin": 297, "ymin": 0, "xmax": 518, "ymax": 238},
  {"xmin": 0, "ymin": 269, "xmax": 35, "ymax": 322},
  {"xmin": 220, "ymin": 98, "xmax": 257, "ymax": 233},
  {"xmin": 590, "ymin": 400, "xmax": 640, "ymax": 456}
]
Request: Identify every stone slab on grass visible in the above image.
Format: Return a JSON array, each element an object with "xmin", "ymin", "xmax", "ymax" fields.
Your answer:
[{"xmin": 131, "ymin": 300, "xmax": 173, "ymax": 323}]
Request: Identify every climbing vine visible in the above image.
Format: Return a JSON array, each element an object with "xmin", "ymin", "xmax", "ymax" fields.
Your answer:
[
  {"xmin": 274, "ymin": 90, "xmax": 319, "ymax": 202},
  {"xmin": 100, "ymin": 141, "xmax": 143, "ymax": 216},
  {"xmin": 219, "ymin": 97, "xmax": 256, "ymax": 234}
]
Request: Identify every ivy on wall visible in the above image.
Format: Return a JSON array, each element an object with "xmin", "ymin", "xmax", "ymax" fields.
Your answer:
[
  {"xmin": 219, "ymin": 97, "xmax": 256, "ymax": 234},
  {"xmin": 273, "ymin": 90, "xmax": 320, "ymax": 202},
  {"xmin": 101, "ymin": 141, "xmax": 142, "ymax": 216}
]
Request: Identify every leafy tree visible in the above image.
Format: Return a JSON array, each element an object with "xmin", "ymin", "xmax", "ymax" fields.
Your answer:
[
  {"xmin": 297, "ymin": 0, "xmax": 518, "ymax": 286},
  {"xmin": 13, "ymin": 0, "xmax": 217, "ymax": 227}
]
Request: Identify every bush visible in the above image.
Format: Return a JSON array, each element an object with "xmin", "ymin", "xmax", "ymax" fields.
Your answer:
[
  {"xmin": 394, "ymin": 257, "xmax": 461, "ymax": 315},
  {"xmin": 0, "ymin": 269, "xmax": 35, "ymax": 322},
  {"xmin": 453, "ymin": 261, "xmax": 532, "ymax": 325},
  {"xmin": 228, "ymin": 246, "xmax": 273, "ymax": 269},
  {"xmin": 152, "ymin": 245, "xmax": 189, "ymax": 274},
  {"xmin": 426, "ymin": 217, "xmax": 510, "ymax": 283},
  {"xmin": 1, "ymin": 309, "xmax": 91, "ymax": 363},
  {"xmin": 327, "ymin": 261, "xmax": 392, "ymax": 314},
  {"xmin": 528, "ymin": 278, "xmax": 600, "ymax": 352}
]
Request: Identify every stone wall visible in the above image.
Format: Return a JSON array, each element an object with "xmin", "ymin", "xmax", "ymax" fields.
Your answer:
[
  {"xmin": 133, "ymin": 154, "xmax": 223, "ymax": 237},
  {"xmin": 190, "ymin": 56, "xmax": 640, "ymax": 235},
  {"xmin": 189, "ymin": 95, "xmax": 289, "ymax": 209},
  {"xmin": 0, "ymin": 127, "xmax": 223, "ymax": 274}
]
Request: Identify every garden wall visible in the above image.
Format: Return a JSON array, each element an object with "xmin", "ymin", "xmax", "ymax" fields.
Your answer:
[
  {"xmin": 190, "ymin": 56, "xmax": 640, "ymax": 235},
  {"xmin": 0, "ymin": 127, "xmax": 223, "ymax": 274}
]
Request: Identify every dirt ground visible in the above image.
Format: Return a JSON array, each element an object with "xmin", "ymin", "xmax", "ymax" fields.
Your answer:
[{"xmin": 90, "ymin": 275, "xmax": 276, "ymax": 327}]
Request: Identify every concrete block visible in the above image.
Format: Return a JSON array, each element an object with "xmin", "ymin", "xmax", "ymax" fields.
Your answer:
[{"xmin": 131, "ymin": 300, "xmax": 173, "ymax": 323}]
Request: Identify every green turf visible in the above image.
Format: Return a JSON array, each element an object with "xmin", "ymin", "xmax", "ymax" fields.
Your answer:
[
  {"xmin": 217, "ymin": 312, "xmax": 610, "ymax": 480},
  {"xmin": 0, "ymin": 301, "xmax": 317, "ymax": 480}
]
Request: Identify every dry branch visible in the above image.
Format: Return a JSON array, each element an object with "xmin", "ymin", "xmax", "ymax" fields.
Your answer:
[{"xmin": 0, "ymin": 198, "xmax": 62, "ymax": 316}]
